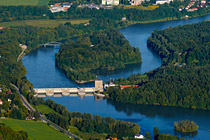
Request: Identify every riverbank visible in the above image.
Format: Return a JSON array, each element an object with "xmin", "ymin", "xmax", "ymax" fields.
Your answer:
[
  {"xmin": 123, "ymin": 12, "xmax": 210, "ymax": 26},
  {"xmin": 75, "ymin": 80, "xmax": 94, "ymax": 84}
]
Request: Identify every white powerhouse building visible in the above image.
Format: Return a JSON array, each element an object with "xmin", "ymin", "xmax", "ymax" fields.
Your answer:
[{"xmin": 102, "ymin": 0, "xmax": 119, "ymax": 5}]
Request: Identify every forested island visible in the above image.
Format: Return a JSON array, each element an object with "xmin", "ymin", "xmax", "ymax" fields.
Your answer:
[
  {"xmin": 56, "ymin": 29, "xmax": 141, "ymax": 82},
  {"xmin": 174, "ymin": 120, "xmax": 199, "ymax": 132},
  {"xmin": 106, "ymin": 21, "xmax": 210, "ymax": 110}
]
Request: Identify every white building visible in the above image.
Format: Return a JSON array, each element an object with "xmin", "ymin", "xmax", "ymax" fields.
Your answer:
[
  {"xmin": 102, "ymin": 0, "xmax": 119, "ymax": 5},
  {"xmin": 134, "ymin": 134, "xmax": 145, "ymax": 139},
  {"xmin": 156, "ymin": 0, "xmax": 173, "ymax": 4},
  {"xmin": 129, "ymin": 0, "xmax": 145, "ymax": 5}
]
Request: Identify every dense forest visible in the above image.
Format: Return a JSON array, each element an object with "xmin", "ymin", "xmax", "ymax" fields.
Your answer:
[
  {"xmin": 106, "ymin": 21, "xmax": 210, "ymax": 110},
  {"xmin": 56, "ymin": 29, "xmax": 141, "ymax": 82}
]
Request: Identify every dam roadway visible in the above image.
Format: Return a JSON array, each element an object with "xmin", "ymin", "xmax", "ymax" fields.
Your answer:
[
  {"xmin": 34, "ymin": 87, "xmax": 104, "ymax": 97},
  {"xmin": 34, "ymin": 80, "xmax": 105, "ymax": 97}
]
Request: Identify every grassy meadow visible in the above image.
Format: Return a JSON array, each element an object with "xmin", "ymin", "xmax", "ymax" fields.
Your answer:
[
  {"xmin": 0, "ymin": 119, "xmax": 71, "ymax": 140},
  {"xmin": 0, "ymin": 0, "xmax": 50, "ymax": 6},
  {"xmin": 0, "ymin": 19, "xmax": 90, "ymax": 28},
  {"xmin": 36, "ymin": 104, "xmax": 59, "ymax": 115}
]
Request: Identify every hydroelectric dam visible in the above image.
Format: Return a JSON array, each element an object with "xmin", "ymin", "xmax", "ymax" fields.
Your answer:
[{"xmin": 34, "ymin": 80, "xmax": 105, "ymax": 98}]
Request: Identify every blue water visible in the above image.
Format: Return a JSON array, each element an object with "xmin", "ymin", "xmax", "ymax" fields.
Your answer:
[{"xmin": 23, "ymin": 15, "xmax": 210, "ymax": 139}]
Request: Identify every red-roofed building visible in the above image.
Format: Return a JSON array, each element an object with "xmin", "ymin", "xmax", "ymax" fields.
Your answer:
[
  {"xmin": 121, "ymin": 85, "xmax": 139, "ymax": 89},
  {"xmin": 54, "ymin": 3, "xmax": 62, "ymax": 6},
  {"xmin": 7, "ymin": 90, "xmax": 13, "ymax": 94},
  {"xmin": 0, "ymin": 27, "xmax": 4, "ymax": 30},
  {"xmin": 0, "ymin": 100, "xmax": 3, "ymax": 105},
  {"xmin": 188, "ymin": 8, "xmax": 198, "ymax": 12}
]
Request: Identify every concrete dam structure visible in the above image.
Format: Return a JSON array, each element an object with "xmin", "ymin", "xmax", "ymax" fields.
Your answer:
[{"xmin": 34, "ymin": 80, "xmax": 105, "ymax": 97}]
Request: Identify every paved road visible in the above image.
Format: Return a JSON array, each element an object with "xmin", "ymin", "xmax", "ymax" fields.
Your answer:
[{"xmin": 10, "ymin": 83, "xmax": 81, "ymax": 140}]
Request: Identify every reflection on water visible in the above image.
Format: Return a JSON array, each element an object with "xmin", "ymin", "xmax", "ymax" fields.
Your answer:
[
  {"xmin": 106, "ymin": 99, "xmax": 210, "ymax": 119},
  {"xmin": 91, "ymin": 63, "xmax": 142, "ymax": 76},
  {"xmin": 174, "ymin": 130, "xmax": 198, "ymax": 138}
]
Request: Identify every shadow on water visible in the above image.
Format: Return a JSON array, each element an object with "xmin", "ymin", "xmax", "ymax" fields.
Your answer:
[
  {"xmin": 91, "ymin": 63, "xmax": 142, "ymax": 76},
  {"xmin": 174, "ymin": 130, "xmax": 198, "ymax": 138},
  {"xmin": 106, "ymin": 99, "xmax": 210, "ymax": 119}
]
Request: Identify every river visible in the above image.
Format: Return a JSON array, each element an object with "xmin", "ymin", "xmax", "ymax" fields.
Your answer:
[{"xmin": 22, "ymin": 15, "xmax": 210, "ymax": 139}]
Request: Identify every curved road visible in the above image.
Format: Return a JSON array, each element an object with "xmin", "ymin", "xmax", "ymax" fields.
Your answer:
[{"xmin": 10, "ymin": 83, "xmax": 81, "ymax": 140}]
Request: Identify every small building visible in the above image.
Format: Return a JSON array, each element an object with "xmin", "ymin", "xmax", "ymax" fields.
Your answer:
[
  {"xmin": 8, "ymin": 99, "xmax": 11, "ymax": 102},
  {"xmin": 7, "ymin": 90, "xmax": 13, "ymax": 94},
  {"xmin": 107, "ymin": 137, "xmax": 117, "ymax": 140},
  {"xmin": 201, "ymin": 0, "xmax": 206, "ymax": 4},
  {"xmin": 0, "ymin": 100, "xmax": 3, "ymax": 105},
  {"xmin": 19, "ymin": 44, "xmax": 27, "ymax": 50},
  {"xmin": 188, "ymin": 8, "xmax": 198, "ymax": 12},
  {"xmin": 0, "ymin": 27, "xmax": 4, "ymax": 30},
  {"xmin": 122, "ymin": 17, "xmax": 126, "ymax": 21},
  {"xmin": 129, "ymin": 0, "xmax": 145, "ymax": 5},
  {"xmin": 95, "ymin": 80, "xmax": 104, "ymax": 92},
  {"xmin": 156, "ymin": 0, "xmax": 173, "ymax": 5},
  {"xmin": 134, "ymin": 134, "xmax": 144, "ymax": 139},
  {"xmin": 102, "ymin": 0, "xmax": 119, "ymax": 5},
  {"xmin": 0, "ymin": 88, "xmax": 2, "ymax": 93},
  {"xmin": 26, "ymin": 114, "xmax": 35, "ymax": 120}
]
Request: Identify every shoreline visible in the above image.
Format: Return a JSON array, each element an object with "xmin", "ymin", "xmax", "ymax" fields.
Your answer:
[
  {"xmin": 75, "ymin": 80, "xmax": 95, "ymax": 84},
  {"xmin": 119, "ymin": 12, "xmax": 210, "ymax": 29}
]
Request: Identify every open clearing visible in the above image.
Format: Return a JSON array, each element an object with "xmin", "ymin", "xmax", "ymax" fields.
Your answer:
[
  {"xmin": 0, "ymin": 119, "xmax": 70, "ymax": 140},
  {"xmin": 0, "ymin": 19, "xmax": 90, "ymax": 28},
  {"xmin": 0, "ymin": 0, "xmax": 50, "ymax": 6}
]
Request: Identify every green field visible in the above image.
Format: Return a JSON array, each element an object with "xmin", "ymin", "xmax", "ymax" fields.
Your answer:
[
  {"xmin": 36, "ymin": 104, "xmax": 59, "ymax": 115},
  {"xmin": 118, "ymin": 5, "xmax": 159, "ymax": 10},
  {"xmin": 0, "ymin": 19, "xmax": 90, "ymax": 28},
  {"xmin": 0, "ymin": 0, "xmax": 50, "ymax": 6},
  {"xmin": 0, "ymin": 119, "xmax": 70, "ymax": 140}
]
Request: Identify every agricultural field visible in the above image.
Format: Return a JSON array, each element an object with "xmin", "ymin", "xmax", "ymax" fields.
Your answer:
[
  {"xmin": 118, "ymin": 5, "xmax": 159, "ymax": 10},
  {"xmin": 0, "ymin": 119, "xmax": 70, "ymax": 140},
  {"xmin": 0, "ymin": 19, "xmax": 90, "ymax": 28},
  {"xmin": 0, "ymin": 19, "xmax": 89, "ymax": 28},
  {"xmin": 0, "ymin": 0, "xmax": 50, "ymax": 6}
]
